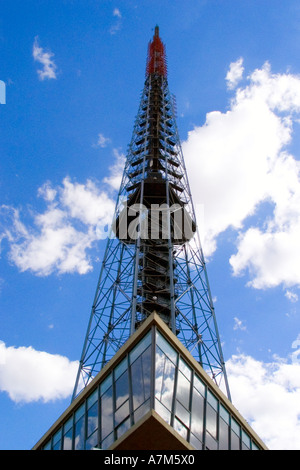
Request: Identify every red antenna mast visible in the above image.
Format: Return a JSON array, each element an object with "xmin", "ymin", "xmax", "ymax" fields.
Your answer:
[{"xmin": 146, "ymin": 25, "xmax": 167, "ymax": 77}]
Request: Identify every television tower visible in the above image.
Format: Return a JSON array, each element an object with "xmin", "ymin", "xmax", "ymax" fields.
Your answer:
[{"xmin": 72, "ymin": 26, "xmax": 231, "ymax": 402}]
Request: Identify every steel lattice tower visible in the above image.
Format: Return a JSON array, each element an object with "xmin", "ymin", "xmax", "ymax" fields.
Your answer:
[{"xmin": 72, "ymin": 26, "xmax": 231, "ymax": 402}]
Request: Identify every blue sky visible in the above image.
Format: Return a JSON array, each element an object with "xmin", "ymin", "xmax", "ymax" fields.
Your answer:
[{"xmin": 1, "ymin": 0, "xmax": 300, "ymax": 450}]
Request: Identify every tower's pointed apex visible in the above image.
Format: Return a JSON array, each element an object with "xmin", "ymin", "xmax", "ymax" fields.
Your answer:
[{"xmin": 146, "ymin": 25, "xmax": 167, "ymax": 77}]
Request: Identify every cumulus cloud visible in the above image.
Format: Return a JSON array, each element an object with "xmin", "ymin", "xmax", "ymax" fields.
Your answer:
[
  {"xmin": 183, "ymin": 60, "xmax": 300, "ymax": 289},
  {"xmin": 227, "ymin": 353, "xmax": 300, "ymax": 450},
  {"xmin": 33, "ymin": 37, "xmax": 57, "ymax": 81},
  {"xmin": 0, "ymin": 341, "xmax": 78, "ymax": 403},
  {"xmin": 102, "ymin": 148, "xmax": 125, "ymax": 190},
  {"xmin": 0, "ymin": 177, "xmax": 115, "ymax": 276},
  {"xmin": 225, "ymin": 57, "xmax": 244, "ymax": 90}
]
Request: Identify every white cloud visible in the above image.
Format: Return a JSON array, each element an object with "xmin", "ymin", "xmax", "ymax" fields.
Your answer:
[
  {"xmin": 225, "ymin": 57, "xmax": 244, "ymax": 90},
  {"xmin": 233, "ymin": 317, "xmax": 246, "ymax": 331},
  {"xmin": 1, "ymin": 176, "xmax": 116, "ymax": 276},
  {"xmin": 110, "ymin": 8, "xmax": 122, "ymax": 34},
  {"xmin": 103, "ymin": 148, "xmax": 125, "ymax": 190},
  {"xmin": 183, "ymin": 60, "xmax": 300, "ymax": 289},
  {"xmin": 227, "ymin": 353, "xmax": 300, "ymax": 450},
  {"xmin": 113, "ymin": 8, "xmax": 122, "ymax": 18},
  {"xmin": 94, "ymin": 133, "xmax": 111, "ymax": 148},
  {"xmin": 285, "ymin": 290, "xmax": 298, "ymax": 303},
  {"xmin": 0, "ymin": 341, "xmax": 78, "ymax": 403},
  {"xmin": 33, "ymin": 37, "xmax": 57, "ymax": 81}
]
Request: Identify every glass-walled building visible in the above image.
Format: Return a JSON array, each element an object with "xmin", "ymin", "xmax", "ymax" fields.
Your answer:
[{"xmin": 33, "ymin": 313, "xmax": 267, "ymax": 451}]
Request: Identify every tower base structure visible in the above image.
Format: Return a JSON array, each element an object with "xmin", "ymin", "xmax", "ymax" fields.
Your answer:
[{"xmin": 33, "ymin": 313, "xmax": 267, "ymax": 451}]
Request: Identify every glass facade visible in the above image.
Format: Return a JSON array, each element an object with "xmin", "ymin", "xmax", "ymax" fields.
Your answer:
[{"xmin": 38, "ymin": 325, "xmax": 263, "ymax": 451}]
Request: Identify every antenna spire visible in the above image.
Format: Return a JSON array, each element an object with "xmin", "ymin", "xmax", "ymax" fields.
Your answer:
[{"xmin": 146, "ymin": 25, "xmax": 167, "ymax": 77}]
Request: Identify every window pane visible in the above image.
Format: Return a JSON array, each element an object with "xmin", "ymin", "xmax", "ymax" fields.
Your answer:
[
  {"xmin": 75, "ymin": 403, "xmax": 85, "ymax": 422},
  {"xmin": 207, "ymin": 390, "xmax": 218, "ymax": 410},
  {"xmin": 219, "ymin": 418, "xmax": 229, "ymax": 450},
  {"xmin": 87, "ymin": 388, "xmax": 98, "ymax": 408},
  {"xmin": 179, "ymin": 358, "xmax": 191, "ymax": 381},
  {"xmin": 115, "ymin": 370, "xmax": 129, "ymax": 409},
  {"xmin": 220, "ymin": 404, "xmax": 229, "ymax": 424},
  {"xmin": 74, "ymin": 416, "xmax": 85, "ymax": 450},
  {"xmin": 206, "ymin": 403, "xmax": 217, "ymax": 439},
  {"xmin": 205, "ymin": 431, "xmax": 218, "ymax": 450},
  {"xmin": 129, "ymin": 331, "xmax": 151, "ymax": 364},
  {"xmin": 156, "ymin": 331, "xmax": 178, "ymax": 364},
  {"xmin": 191, "ymin": 388, "xmax": 204, "ymax": 440},
  {"xmin": 231, "ymin": 430, "xmax": 240, "ymax": 450},
  {"xmin": 231, "ymin": 417, "xmax": 240, "ymax": 435},
  {"xmin": 101, "ymin": 432, "xmax": 114, "ymax": 450},
  {"xmin": 155, "ymin": 398, "xmax": 171, "ymax": 424},
  {"xmin": 116, "ymin": 417, "xmax": 131, "ymax": 439},
  {"xmin": 131, "ymin": 346, "xmax": 151, "ymax": 410},
  {"xmin": 101, "ymin": 386, "xmax": 113, "ymax": 440},
  {"xmin": 43, "ymin": 440, "xmax": 51, "ymax": 450},
  {"xmin": 115, "ymin": 399, "xmax": 130, "ymax": 426},
  {"xmin": 176, "ymin": 371, "xmax": 190, "ymax": 409},
  {"xmin": 115, "ymin": 357, "xmax": 127, "ymax": 380},
  {"xmin": 86, "ymin": 430, "xmax": 98, "ymax": 450},
  {"xmin": 87, "ymin": 401, "xmax": 98, "ymax": 438},
  {"xmin": 134, "ymin": 399, "xmax": 150, "ymax": 423},
  {"xmin": 155, "ymin": 347, "xmax": 175, "ymax": 411},
  {"xmin": 100, "ymin": 373, "xmax": 112, "ymax": 396},
  {"xmin": 63, "ymin": 429, "xmax": 73, "ymax": 450},
  {"xmin": 190, "ymin": 433, "xmax": 202, "ymax": 450},
  {"xmin": 193, "ymin": 374, "xmax": 205, "ymax": 396},
  {"xmin": 176, "ymin": 400, "xmax": 190, "ymax": 427},
  {"xmin": 53, "ymin": 428, "xmax": 62, "ymax": 446},
  {"xmin": 242, "ymin": 430, "xmax": 251, "ymax": 448},
  {"xmin": 174, "ymin": 417, "xmax": 188, "ymax": 440}
]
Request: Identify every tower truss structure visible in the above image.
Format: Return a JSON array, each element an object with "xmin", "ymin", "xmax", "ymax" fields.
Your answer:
[{"xmin": 72, "ymin": 26, "xmax": 231, "ymax": 402}]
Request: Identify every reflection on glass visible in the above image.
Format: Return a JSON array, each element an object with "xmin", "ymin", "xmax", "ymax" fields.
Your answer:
[
  {"xmin": 156, "ymin": 331, "xmax": 178, "ymax": 364},
  {"xmin": 231, "ymin": 418, "xmax": 240, "ymax": 449},
  {"xmin": 129, "ymin": 331, "xmax": 151, "ymax": 364},
  {"xmin": 115, "ymin": 370, "xmax": 129, "ymax": 409},
  {"xmin": 155, "ymin": 398, "xmax": 171, "ymax": 424},
  {"xmin": 74, "ymin": 415, "xmax": 85, "ymax": 450},
  {"xmin": 101, "ymin": 386, "xmax": 113, "ymax": 440},
  {"xmin": 231, "ymin": 430, "xmax": 240, "ymax": 450},
  {"xmin": 175, "ymin": 400, "xmax": 190, "ymax": 427},
  {"xmin": 176, "ymin": 371, "xmax": 190, "ymax": 409},
  {"xmin": 131, "ymin": 346, "xmax": 151, "ymax": 411},
  {"xmin": 101, "ymin": 432, "xmax": 114, "ymax": 450},
  {"xmin": 219, "ymin": 418, "xmax": 229, "ymax": 450},
  {"xmin": 242, "ymin": 430, "xmax": 251, "ymax": 449},
  {"xmin": 179, "ymin": 358, "xmax": 191, "ymax": 381},
  {"xmin": 115, "ymin": 399, "xmax": 130, "ymax": 426},
  {"xmin": 155, "ymin": 347, "xmax": 175, "ymax": 411},
  {"xmin": 63, "ymin": 416, "xmax": 73, "ymax": 450},
  {"xmin": 206, "ymin": 403, "xmax": 217, "ymax": 439},
  {"xmin": 190, "ymin": 432, "xmax": 202, "ymax": 450},
  {"xmin": 52, "ymin": 428, "xmax": 62, "ymax": 450},
  {"xmin": 205, "ymin": 431, "xmax": 218, "ymax": 450},
  {"xmin": 87, "ymin": 401, "xmax": 98, "ymax": 438},
  {"xmin": 174, "ymin": 417, "xmax": 188, "ymax": 440},
  {"xmin": 191, "ymin": 387, "xmax": 204, "ymax": 440},
  {"xmin": 193, "ymin": 374, "xmax": 205, "ymax": 396},
  {"xmin": 86, "ymin": 430, "xmax": 98, "ymax": 450},
  {"xmin": 116, "ymin": 417, "xmax": 130, "ymax": 439},
  {"xmin": 133, "ymin": 399, "xmax": 150, "ymax": 422},
  {"xmin": 115, "ymin": 357, "xmax": 127, "ymax": 380},
  {"xmin": 207, "ymin": 390, "xmax": 218, "ymax": 410}
]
